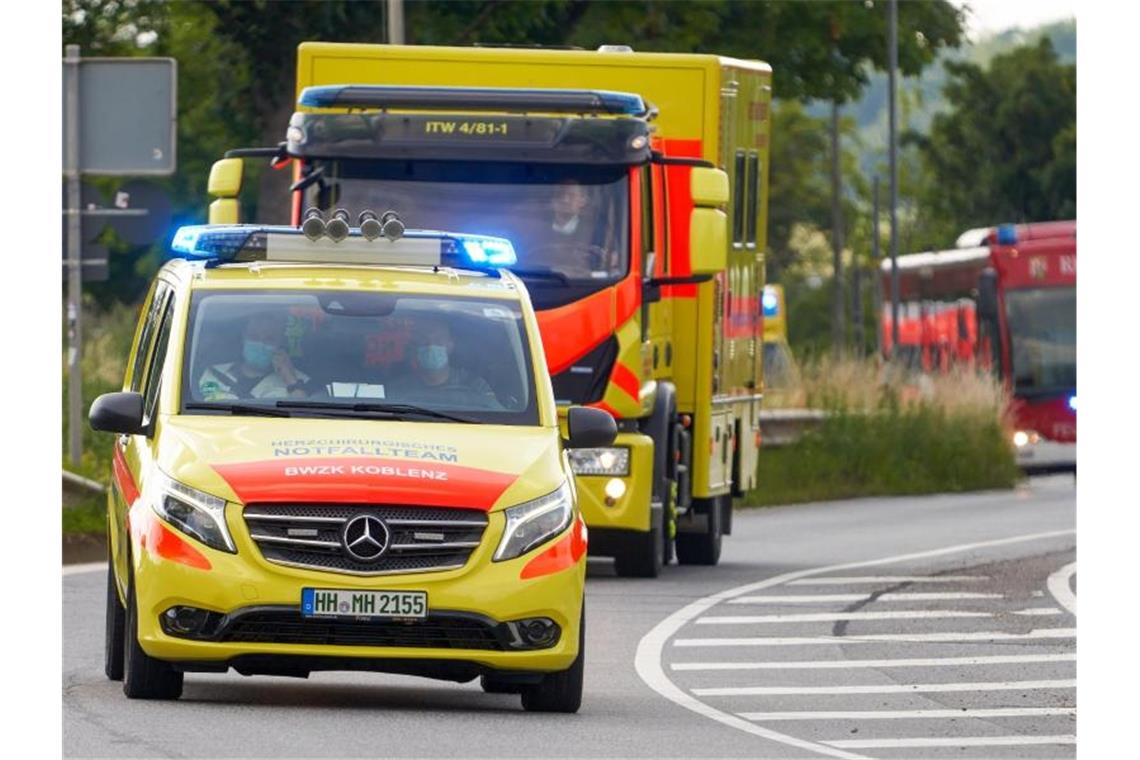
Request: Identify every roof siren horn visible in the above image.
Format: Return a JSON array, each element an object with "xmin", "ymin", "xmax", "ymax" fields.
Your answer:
[
  {"xmin": 379, "ymin": 210, "xmax": 405, "ymax": 242},
  {"xmin": 301, "ymin": 208, "xmax": 326, "ymax": 241},
  {"xmin": 358, "ymin": 210, "xmax": 383, "ymax": 241},
  {"xmin": 325, "ymin": 208, "xmax": 351, "ymax": 242}
]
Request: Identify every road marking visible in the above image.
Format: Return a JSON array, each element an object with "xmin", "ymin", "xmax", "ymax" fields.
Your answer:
[
  {"xmin": 693, "ymin": 678, "xmax": 1076, "ymax": 697},
  {"xmin": 739, "ymin": 707, "xmax": 1076, "ymax": 721},
  {"xmin": 634, "ymin": 528, "xmax": 1074, "ymax": 760},
  {"xmin": 62, "ymin": 561, "xmax": 107, "ymax": 576},
  {"xmin": 674, "ymin": 628, "xmax": 1076, "ymax": 647},
  {"xmin": 696, "ymin": 608, "xmax": 1063, "ymax": 624},
  {"xmin": 671, "ymin": 653, "xmax": 1076, "ymax": 671},
  {"xmin": 787, "ymin": 575, "xmax": 989, "ymax": 586},
  {"xmin": 825, "ymin": 735, "xmax": 1076, "ymax": 749},
  {"xmin": 728, "ymin": 592, "xmax": 1004, "ymax": 604},
  {"xmin": 1048, "ymin": 561, "xmax": 1077, "ymax": 614}
]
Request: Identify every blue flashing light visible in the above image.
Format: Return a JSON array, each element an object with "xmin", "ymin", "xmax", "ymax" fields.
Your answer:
[
  {"xmin": 298, "ymin": 85, "xmax": 648, "ymax": 117},
  {"xmin": 170, "ymin": 225, "xmax": 256, "ymax": 261},
  {"xmin": 458, "ymin": 235, "xmax": 517, "ymax": 267},
  {"xmin": 299, "ymin": 86, "xmax": 346, "ymax": 108},
  {"xmin": 1068, "ymin": 395, "xmax": 1076, "ymax": 411},
  {"xmin": 761, "ymin": 289, "xmax": 780, "ymax": 317},
  {"xmin": 996, "ymin": 223, "xmax": 1018, "ymax": 245}
]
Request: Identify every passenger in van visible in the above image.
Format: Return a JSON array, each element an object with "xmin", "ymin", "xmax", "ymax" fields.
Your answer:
[
  {"xmin": 198, "ymin": 312, "xmax": 310, "ymax": 400},
  {"xmin": 388, "ymin": 314, "xmax": 500, "ymax": 408}
]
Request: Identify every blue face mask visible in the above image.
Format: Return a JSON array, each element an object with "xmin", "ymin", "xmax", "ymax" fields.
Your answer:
[
  {"xmin": 243, "ymin": 340, "xmax": 275, "ymax": 371},
  {"xmin": 416, "ymin": 344, "xmax": 449, "ymax": 371}
]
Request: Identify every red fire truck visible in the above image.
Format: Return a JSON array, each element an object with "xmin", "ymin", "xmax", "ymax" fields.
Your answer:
[{"xmin": 880, "ymin": 221, "xmax": 1076, "ymax": 471}]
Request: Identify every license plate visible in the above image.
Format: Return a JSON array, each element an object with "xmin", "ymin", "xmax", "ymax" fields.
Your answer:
[{"xmin": 301, "ymin": 588, "xmax": 428, "ymax": 620}]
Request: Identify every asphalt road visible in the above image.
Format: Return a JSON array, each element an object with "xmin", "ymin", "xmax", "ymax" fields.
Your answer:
[{"xmin": 63, "ymin": 475, "xmax": 1075, "ymax": 758}]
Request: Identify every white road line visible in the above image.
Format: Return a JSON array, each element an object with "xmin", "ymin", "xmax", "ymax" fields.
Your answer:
[
  {"xmin": 696, "ymin": 608, "xmax": 1063, "ymax": 625},
  {"xmin": 693, "ymin": 679, "xmax": 1076, "ymax": 697},
  {"xmin": 634, "ymin": 528, "xmax": 1073, "ymax": 760},
  {"xmin": 787, "ymin": 576, "xmax": 990, "ymax": 586},
  {"xmin": 1048, "ymin": 561, "xmax": 1078, "ymax": 614},
  {"xmin": 824, "ymin": 735, "xmax": 1076, "ymax": 749},
  {"xmin": 728, "ymin": 592, "xmax": 1004, "ymax": 604},
  {"xmin": 674, "ymin": 628, "xmax": 1076, "ymax": 647},
  {"xmin": 739, "ymin": 707, "xmax": 1075, "ymax": 721},
  {"xmin": 671, "ymin": 653, "xmax": 1076, "ymax": 671},
  {"xmin": 62, "ymin": 561, "xmax": 107, "ymax": 576}
]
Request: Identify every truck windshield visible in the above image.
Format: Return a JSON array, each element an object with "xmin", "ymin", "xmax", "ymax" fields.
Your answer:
[
  {"xmin": 181, "ymin": 290, "xmax": 539, "ymax": 426},
  {"xmin": 1004, "ymin": 286, "xmax": 1076, "ymax": 398},
  {"xmin": 304, "ymin": 160, "xmax": 630, "ymax": 284}
]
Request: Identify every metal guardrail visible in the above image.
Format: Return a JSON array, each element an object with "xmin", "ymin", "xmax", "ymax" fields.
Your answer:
[
  {"xmin": 758, "ymin": 409, "xmax": 829, "ymax": 448},
  {"xmin": 63, "ymin": 470, "xmax": 105, "ymax": 509}
]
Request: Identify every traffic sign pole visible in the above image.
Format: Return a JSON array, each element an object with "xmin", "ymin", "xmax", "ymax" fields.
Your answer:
[{"xmin": 65, "ymin": 44, "xmax": 83, "ymax": 467}]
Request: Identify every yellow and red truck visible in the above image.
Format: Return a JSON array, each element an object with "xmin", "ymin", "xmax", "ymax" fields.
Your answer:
[{"xmin": 209, "ymin": 44, "xmax": 772, "ymax": 577}]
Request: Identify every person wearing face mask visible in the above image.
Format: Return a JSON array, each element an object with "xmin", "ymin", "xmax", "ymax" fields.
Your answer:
[
  {"xmin": 388, "ymin": 314, "xmax": 498, "ymax": 408},
  {"xmin": 197, "ymin": 312, "xmax": 310, "ymax": 401}
]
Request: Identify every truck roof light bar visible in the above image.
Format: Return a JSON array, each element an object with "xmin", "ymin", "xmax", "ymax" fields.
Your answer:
[{"xmin": 298, "ymin": 84, "xmax": 649, "ymax": 117}]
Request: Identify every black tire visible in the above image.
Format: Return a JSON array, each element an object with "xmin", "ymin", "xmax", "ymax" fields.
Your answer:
[
  {"xmin": 521, "ymin": 608, "xmax": 584, "ymax": 713},
  {"xmin": 123, "ymin": 570, "xmax": 183, "ymax": 700},
  {"xmin": 104, "ymin": 562, "xmax": 125, "ymax": 681},
  {"xmin": 675, "ymin": 494, "xmax": 723, "ymax": 566},
  {"xmin": 612, "ymin": 508, "xmax": 664, "ymax": 578},
  {"xmin": 480, "ymin": 675, "xmax": 523, "ymax": 694}
]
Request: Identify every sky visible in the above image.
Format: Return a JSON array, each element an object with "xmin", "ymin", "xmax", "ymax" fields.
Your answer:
[{"xmin": 953, "ymin": 0, "xmax": 1076, "ymax": 38}]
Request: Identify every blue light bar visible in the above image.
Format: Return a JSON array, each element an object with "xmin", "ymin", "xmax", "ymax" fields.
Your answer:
[
  {"xmin": 761, "ymin": 288, "xmax": 780, "ymax": 317},
  {"xmin": 170, "ymin": 225, "xmax": 258, "ymax": 260},
  {"xmin": 299, "ymin": 85, "xmax": 649, "ymax": 117},
  {"xmin": 996, "ymin": 223, "xmax": 1018, "ymax": 245},
  {"xmin": 459, "ymin": 235, "xmax": 517, "ymax": 267}
]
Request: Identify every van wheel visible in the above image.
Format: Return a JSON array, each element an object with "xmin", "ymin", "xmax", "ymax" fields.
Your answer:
[
  {"xmin": 521, "ymin": 609, "xmax": 584, "ymax": 713},
  {"xmin": 612, "ymin": 509, "xmax": 664, "ymax": 578},
  {"xmin": 675, "ymin": 494, "xmax": 723, "ymax": 566},
  {"xmin": 122, "ymin": 570, "xmax": 183, "ymax": 700},
  {"xmin": 104, "ymin": 561, "xmax": 125, "ymax": 681}
]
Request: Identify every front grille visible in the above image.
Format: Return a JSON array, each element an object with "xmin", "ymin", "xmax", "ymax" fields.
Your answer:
[
  {"xmin": 217, "ymin": 609, "xmax": 506, "ymax": 651},
  {"xmin": 244, "ymin": 504, "xmax": 488, "ymax": 576}
]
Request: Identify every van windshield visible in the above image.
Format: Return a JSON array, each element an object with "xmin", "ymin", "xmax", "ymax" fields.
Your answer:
[{"xmin": 181, "ymin": 290, "xmax": 539, "ymax": 426}]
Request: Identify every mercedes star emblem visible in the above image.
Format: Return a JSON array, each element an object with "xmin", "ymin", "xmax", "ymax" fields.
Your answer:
[{"xmin": 341, "ymin": 514, "xmax": 391, "ymax": 562}]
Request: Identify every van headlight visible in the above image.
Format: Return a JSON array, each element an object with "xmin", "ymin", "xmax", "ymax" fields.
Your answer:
[
  {"xmin": 494, "ymin": 481, "xmax": 573, "ymax": 562},
  {"xmin": 151, "ymin": 472, "xmax": 236, "ymax": 553},
  {"xmin": 567, "ymin": 447, "xmax": 630, "ymax": 476}
]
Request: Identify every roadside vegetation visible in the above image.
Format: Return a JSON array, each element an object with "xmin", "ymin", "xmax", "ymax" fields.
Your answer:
[{"xmin": 748, "ymin": 358, "xmax": 1019, "ymax": 506}]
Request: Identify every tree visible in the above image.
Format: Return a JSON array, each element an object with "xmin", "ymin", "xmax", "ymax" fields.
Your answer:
[{"xmin": 909, "ymin": 38, "xmax": 1076, "ymax": 233}]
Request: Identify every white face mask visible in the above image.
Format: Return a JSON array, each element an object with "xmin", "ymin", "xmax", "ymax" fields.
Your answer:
[{"xmin": 552, "ymin": 216, "xmax": 579, "ymax": 235}]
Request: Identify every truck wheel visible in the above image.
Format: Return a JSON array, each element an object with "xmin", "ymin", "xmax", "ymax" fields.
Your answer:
[
  {"xmin": 521, "ymin": 609, "xmax": 584, "ymax": 713},
  {"xmin": 123, "ymin": 570, "xmax": 183, "ymax": 700},
  {"xmin": 104, "ymin": 562, "xmax": 125, "ymax": 681},
  {"xmin": 675, "ymin": 494, "xmax": 723, "ymax": 566},
  {"xmin": 612, "ymin": 508, "xmax": 664, "ymax": 578}
]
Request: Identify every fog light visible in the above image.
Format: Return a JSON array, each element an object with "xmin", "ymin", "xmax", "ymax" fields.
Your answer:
[
  {"xmin": 504, "ymin": 617, "xmax": 561, "ymax": 649},
  {"xmin": 603, "ymin": 477, "xmax": 627, "ymax": 506},
  {"xmin": 161, "ymin": 605, "xmax": 214, "ymax": 637}
]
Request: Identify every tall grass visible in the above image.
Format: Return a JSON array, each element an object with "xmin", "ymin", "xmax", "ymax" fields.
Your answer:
[
  {"xmin": 750, "ymin": 357, "xmax": 1019, "ymax": 506},
  {"xmin": 62, "ymin": 300, "xmax": 140, "ymax": 483}
]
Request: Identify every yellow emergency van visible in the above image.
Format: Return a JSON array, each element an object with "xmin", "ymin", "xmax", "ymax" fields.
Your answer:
[{"xmin": 89, "ymin": 215, "xmax": 615, "ymax": 711}]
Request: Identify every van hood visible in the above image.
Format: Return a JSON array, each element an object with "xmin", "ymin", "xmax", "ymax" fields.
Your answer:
[{"xmin": 157, "ymin": 416, "xmax": 563, "ymax": 512}]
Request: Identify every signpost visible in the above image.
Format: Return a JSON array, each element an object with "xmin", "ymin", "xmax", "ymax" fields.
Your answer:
[{"xmin": 63, "ymin": 45, "xmax": 176, "ymax": 466}]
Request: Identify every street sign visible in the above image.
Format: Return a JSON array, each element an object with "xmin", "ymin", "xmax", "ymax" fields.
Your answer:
[{"xmin": 62, "ymin": 57, "xmax": 177, "ymax": 176}]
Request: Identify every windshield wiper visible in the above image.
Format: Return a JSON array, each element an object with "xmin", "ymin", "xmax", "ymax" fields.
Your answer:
[
  {"xmin": 275, "ymin": 400, "xmax": 478, "ymax": 424},
  {"xmin": 509, "ymin": 266, "xmax": 570, "ymax": 285},
  {"xmin": 184, "ymin": 402, "xmax": 292, "ymax": 417}
]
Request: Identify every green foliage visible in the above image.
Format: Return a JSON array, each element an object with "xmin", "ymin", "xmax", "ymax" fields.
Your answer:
[
  {"xmin": 63, "ymin": 496, "xmax": 107, "ymax": 536},
  {"xmin": 909, "ymin": 38, "xmax": 1076, "ymax": 232},
  {"xmin": 748, "ymin": 404, "xmax": 1019, "ymax": 506}
]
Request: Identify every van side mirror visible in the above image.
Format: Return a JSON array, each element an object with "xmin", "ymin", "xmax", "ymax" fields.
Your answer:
[
  {"xmin": 208, "ymin": 158, "xmax": 243, "ymax": 224},
  {"xmin": 89, "ymin": 392, "xmax": 146, "ymax": 436},
  {"xmin": 689, "ymin": 166, "xmax": 729, "ymax": 275},
  {"xmin": 565, "ymin": 407, "xmax": 617, "ymax": 449},
  {"xmin": 691, "ymin": 167, "xmax": 729, "ymax": 206},
  {"xmin": 977, "ymin": 268, "xmax": 999, "ymax": 320}
]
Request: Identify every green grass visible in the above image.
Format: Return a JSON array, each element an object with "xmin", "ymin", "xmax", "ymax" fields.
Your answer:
[
  {"xmin": 747, "ymin": 403, "xmax": 1020, "ymax": 507},
  {"xmin": 63, "ymin": 495, "xmax": 107, "ymax": 536}
]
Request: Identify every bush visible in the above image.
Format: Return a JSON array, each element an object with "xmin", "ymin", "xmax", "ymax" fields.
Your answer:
[{"xmin": 748, "ymin": 358, "xmax": 1020, "ymax": 506}]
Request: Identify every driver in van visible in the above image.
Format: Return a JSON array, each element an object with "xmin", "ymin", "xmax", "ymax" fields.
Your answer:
[
  {"xmin": 198, "ymin": 312, "xmax": 310, "ymax": 400},
  {"xmin": 387, "ymin": 314, "xmax": 500, "ymax": 408}
]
